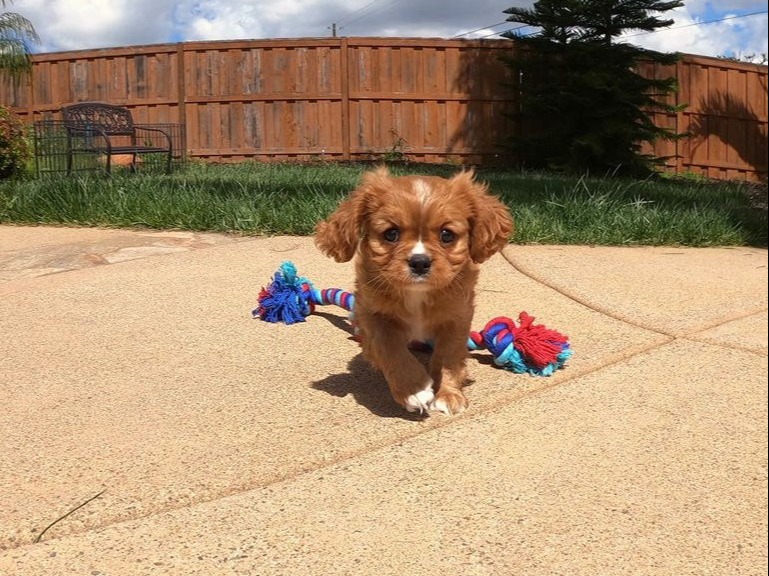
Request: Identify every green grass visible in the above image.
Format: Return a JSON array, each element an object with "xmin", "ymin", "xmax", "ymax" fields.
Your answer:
[{"xmin": 1, "ymin": 161, "xmax": 766, "ymax": 246}]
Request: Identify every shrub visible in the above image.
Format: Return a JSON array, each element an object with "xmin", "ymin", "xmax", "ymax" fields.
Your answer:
[{"xmin": 0, "ymin": 104, "xmax": 32, "ymax": 179}]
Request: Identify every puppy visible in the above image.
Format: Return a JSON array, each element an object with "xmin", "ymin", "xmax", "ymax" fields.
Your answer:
[{"xmin": 315, "ymin": 167, "xmax": 513, "ymax": 415}]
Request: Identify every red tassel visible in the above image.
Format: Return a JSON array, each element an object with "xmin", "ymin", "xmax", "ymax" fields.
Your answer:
[{"xmin": 511, "ymin": 312, "xmax": 569, "ymax": 369}]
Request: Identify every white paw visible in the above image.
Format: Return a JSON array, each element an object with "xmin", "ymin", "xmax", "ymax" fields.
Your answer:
[
  {"xmin": 404, "ymin": 381, "xmax": 435, "ymax": 413},
  {"xmin": 429, "ymin": 397, "xmax": 452, "ymax": 415},
  {"xmin": 429, "ymin": 394, "xmax": 468, "ymax": 416}
]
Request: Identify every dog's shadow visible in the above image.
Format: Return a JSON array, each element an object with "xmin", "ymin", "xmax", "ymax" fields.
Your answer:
[
  {"xmin": 311, "ymin": 354, "xmax": 429, "ymax": 421},
  {"xmin": 310, "ymin": 311, "xmax": 427, "ymax": 420}
]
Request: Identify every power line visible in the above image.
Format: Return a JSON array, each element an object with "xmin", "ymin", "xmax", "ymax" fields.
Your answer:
[
  {"xmin": 452, "ymin": 21, "xmax": 509, "ymax": 39},
  {"xmin": 626, "ymin": 10, "xmax": 768, "ymax": 38},
  {"xmin": 334, "ymin": 5, "xmax": 766, "ymax": 41},
  {"xmin": 343, "ymin": 0, "xmax": 410, "ymax": 27},
  {"xmin": 476, "ymin": 24, "xmax": 530, "ymax": 39},
  {"xmin": 511, "ymin": 9, "xmax": 768, "ymax": 39},
  {"xmin": 335, "ymin": 0, "xmax": 402, "ymax": 27},
  {"xmin": 335, "ymin": 0, "xmax": 388, "ymax": 26},
  {"xmin": 330, "ymin": 0, "xmax": 396, "ymax": 36}
]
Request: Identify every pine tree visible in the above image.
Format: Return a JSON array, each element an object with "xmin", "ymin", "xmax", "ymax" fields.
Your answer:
[{"xmin": 502, "ymin": 0, "xmax": 685, "ymax": 175}]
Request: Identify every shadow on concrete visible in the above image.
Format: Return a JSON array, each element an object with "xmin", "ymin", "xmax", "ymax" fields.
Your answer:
[
  {"xmin": 309, "ymin": 311, "xmax": 425, "ymax": 420},
  {"xmin": 311, "ymin": 354, "xmax": 427, "ymax": 421}
]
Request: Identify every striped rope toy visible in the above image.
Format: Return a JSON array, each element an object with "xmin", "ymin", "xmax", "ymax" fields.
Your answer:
[{"xmin": 253, "ymin": 261, "xmax": 572, "ymax": 376}]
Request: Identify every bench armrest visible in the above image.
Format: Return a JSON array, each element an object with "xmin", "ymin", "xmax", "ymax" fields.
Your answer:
[
  {"xmin": 134, "ymin": 125, "xmax": 173, "ymax": 150},
  {"xmin": 65, "ymin": 125, "xmax": 113, "ymax": 154}
]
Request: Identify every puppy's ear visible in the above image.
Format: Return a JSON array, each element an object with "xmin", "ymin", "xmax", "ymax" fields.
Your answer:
[
  {"xmin": 314, "ymin": 193, "xmax": 364, "ymax": 262},
  {"xmin": 450, "ymin": 170, "xmax": 514, "ymax": 263},
  {"xmin": 314, "ymin": 168, "xmax": 389, "ymax": 262}
]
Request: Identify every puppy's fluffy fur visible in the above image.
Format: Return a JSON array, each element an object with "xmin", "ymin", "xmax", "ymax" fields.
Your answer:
[{"xmin": 315, "ymin": 167, "xmax": 513, "ymax": 415}]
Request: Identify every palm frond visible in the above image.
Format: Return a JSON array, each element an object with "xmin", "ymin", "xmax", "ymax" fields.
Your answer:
[
  {"xmin": 0, "ymin": 12, "xmax": 40, "ymax": 44},
  {"xmin": 0, "ymin": 38, "xmax": 31, "ymax": 73},
  {"xmin": 0, "ymin": 8, "xmax": 39, "ymax": 77}
]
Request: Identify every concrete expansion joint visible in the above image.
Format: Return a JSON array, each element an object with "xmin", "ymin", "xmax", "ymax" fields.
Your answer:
[{"xmin": 500, "ymin": 252, "xmax": 769, "ymax": 348}]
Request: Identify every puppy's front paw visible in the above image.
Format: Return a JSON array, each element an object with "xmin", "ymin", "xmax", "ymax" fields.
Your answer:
[
  {"xmin": 430, "ymin": 388, "xmax": 468, "ymax": 416},
  {"xmin": 399, "ymin": 380, "xmax": 435, "ymax": 414}
]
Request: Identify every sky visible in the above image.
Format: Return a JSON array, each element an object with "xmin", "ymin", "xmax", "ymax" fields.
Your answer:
[{"xmin": 13, "ymin": 0, "xmax": 769, "ymax": 63}]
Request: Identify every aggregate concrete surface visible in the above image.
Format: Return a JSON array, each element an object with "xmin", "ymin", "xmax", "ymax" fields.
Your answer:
[{"xmin": 0, "ymin": 225, "xmax": 766, "ymax": 575}]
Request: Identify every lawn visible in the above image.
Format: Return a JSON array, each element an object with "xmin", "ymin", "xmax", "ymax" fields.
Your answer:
[{"xmin": 1, "ymin": 161, "xmax": 766, "ymax": 247}]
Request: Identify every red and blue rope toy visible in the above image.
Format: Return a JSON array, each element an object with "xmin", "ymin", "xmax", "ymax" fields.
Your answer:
[{"xmin": 254, "ymin": 261, "xmax": 572, "ymax": 376}]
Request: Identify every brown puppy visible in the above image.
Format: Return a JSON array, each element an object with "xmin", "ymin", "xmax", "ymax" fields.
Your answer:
[{"xmin": 315, "ymin": 167, "xmax": 513, "ymax": 415}]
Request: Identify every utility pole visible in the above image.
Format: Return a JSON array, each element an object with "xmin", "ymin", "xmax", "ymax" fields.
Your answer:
[{"xmin": 331, "ymin": 23, "xmax": 337, "ymax": 37}]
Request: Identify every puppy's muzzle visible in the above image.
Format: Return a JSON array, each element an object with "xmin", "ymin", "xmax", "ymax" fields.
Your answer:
[{"xmin": 408, "ymin": 254, "xmax": 432, "ymax": 277}]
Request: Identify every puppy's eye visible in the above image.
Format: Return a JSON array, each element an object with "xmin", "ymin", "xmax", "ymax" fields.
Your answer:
[
  {"xmin": 383, "ymin": 228, "xmax": 400, "ymax": 243},
  {"xmin": 440, "ymin": 229, "xmax": 456, "ymax": 244}
]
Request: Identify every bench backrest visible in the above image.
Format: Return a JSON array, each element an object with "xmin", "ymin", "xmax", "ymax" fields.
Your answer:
[{"xmin": 61, "ymin": 103, "xmax": 136, "ymax": 136}]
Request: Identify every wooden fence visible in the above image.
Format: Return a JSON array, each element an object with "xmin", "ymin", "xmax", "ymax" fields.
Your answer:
[{"xmin": 2, "ymin": 37, "xmax": 767, "ymax": 180}]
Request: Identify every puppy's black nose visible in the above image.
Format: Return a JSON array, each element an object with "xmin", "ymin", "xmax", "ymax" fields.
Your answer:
[{"xmin": 408, "ymin": 254, "xmax": 432, "ymax": 276}]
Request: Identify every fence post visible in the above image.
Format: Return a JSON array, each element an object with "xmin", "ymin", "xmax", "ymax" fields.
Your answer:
[
  {"xmin": 27, "ymin": 62, "xmax": 36, "ymax": 122},
  {"xmin": 675, "ymin": 58, "xmax": 685, "ymax": 176},
  {"xmin": 176, "ymin": 43, "xmax": 187, "ymax": 162},
  {"xmin": 340, "ymin": 37, "xmax": 351, "ymax": 161}
]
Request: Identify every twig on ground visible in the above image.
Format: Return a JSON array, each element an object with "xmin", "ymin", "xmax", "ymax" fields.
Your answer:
[{"xmin": 34, "ymin": 489, "xmax": 106, "ymax": 543}]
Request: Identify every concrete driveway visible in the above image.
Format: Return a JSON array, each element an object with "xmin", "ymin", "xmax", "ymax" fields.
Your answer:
[{"xmin": 1, "ymin": 225, "xmax": 766, "ymax": 575}]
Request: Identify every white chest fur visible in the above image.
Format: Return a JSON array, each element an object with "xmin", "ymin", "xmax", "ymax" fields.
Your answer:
[{"xmin": 403, "ymin": 288, "xmax": 430, "ymax": 343}]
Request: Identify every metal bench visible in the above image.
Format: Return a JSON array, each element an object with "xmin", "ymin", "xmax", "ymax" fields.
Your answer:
[{"xmin": 60, "ymin": 102, "xmax": 173, "ymax": 174}]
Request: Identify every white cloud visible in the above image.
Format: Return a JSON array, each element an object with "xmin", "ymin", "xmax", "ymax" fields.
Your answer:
[
  {"xmin": 175, "ymin": 1, "xmax": 261, "ymax": 41},
  {"xmin": 625, "ymin": 4, "xmax": 768, "ymax": 61},
  {"xmin": 19, "ymin": 0, "xmax": 176, "ymax": 52},
  {"xmin": 11, "ymin": 0, "xmax": 769, "ymax": 61},
  {"xmin": 171, "ymin": 0, "xmax": 347, "ymax": 41}
]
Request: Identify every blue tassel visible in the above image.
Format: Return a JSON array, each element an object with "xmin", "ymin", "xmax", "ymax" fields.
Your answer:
[{"xmin": 254, "ymin": 262, "xmax": 314, "ymax": 324}]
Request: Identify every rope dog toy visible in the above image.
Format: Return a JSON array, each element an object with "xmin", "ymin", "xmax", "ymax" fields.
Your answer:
[{"xmin": 253, "ymin": 261, "xmax": 572, "ymax": 376}]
